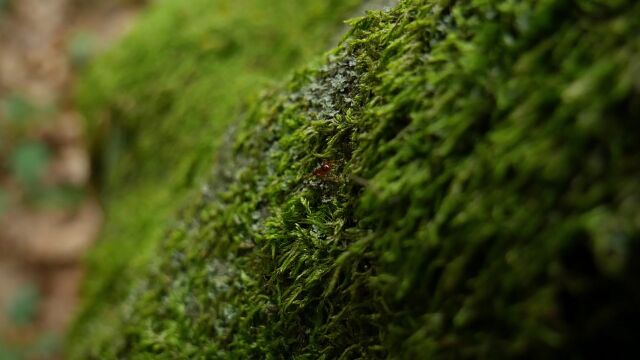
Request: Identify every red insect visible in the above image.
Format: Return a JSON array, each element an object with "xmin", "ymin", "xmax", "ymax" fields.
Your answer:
[{"xmin": 313, "ymin": 161, "xmax": 334, "ymax": 178}]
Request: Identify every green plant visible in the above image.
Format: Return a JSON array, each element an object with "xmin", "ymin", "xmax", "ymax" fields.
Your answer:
[
  {"xmin": 1, "ymin": 94, "xmax": 86, "ymax": 209},
  {"xmin": 1, "ymin": 95, "xmax": 36, "ymax": 124},
  {"xmin": 0, "ymin": 0, "xmax": 9, "ymax": 14},
  {"xmin": 68, "ymin": 32, "xmax": 97, "ymax": 68},
  {"xmin": 0, "ymin": 345, "xmax": 19, "ymax": 360},
  {"xmin": 68, "ymin": 0, "xmax": 364, "ymax": 356},
  {"xmin": 0, "ymin": 189, "xmax": 7, "ymax": 214},
  {"xmin": 69, "ymin": 0, "xmax": 640, "ymax": 358},
  {"xmin": 36, "ymin": 185, "xmax": 85, "ymax": 209},
  {"xmin": 9, "ymin": 141, "xmax": 51, "ymax": 191},
  {"xmin": 6, "ymin": 283, "xmax": 39, "ymax": 327},
  {"xmin": 0, "ymin": 333, "xmax": 60, "ymax": 360}
]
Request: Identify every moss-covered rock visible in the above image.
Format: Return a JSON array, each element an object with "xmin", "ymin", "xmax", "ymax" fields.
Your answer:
[
  {"xmin": 70, "ymin": 0, "xmax": 640, "ymax": 358},
  {"xmin": 67, "ymin": 0, "xmax": 363, "ymax": 356}
]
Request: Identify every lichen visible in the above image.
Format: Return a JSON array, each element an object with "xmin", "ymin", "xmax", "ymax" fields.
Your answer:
[{"xmin": 69, "ymin": 0, "xmax": 640, "ymax": 358}]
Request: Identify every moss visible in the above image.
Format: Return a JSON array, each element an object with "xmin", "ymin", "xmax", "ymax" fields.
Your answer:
[
  {"xmin": 70, "ymin": 0, "xmax": 640, "ymax": 358},
  {"xmin": 67, "ymin": 0, "xmax": 363, "ymax": 356}
]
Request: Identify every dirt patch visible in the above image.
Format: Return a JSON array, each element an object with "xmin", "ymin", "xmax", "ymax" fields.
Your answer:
[{"xmin": 0, "ymin": 0, "xmax": 141, "ymax": 358}]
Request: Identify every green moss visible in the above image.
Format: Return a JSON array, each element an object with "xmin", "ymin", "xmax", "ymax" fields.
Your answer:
[
  {"xmin": 70, "ymin": 0, "xmax": 640, "ymax": 358},
  {"xmin": 68, "ymin": 0, "xmax": 362, "ymax": 356}
]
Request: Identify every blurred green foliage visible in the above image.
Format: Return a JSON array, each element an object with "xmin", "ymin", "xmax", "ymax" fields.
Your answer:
[
  {"xmin": 6, "ymin": 283, "xmax": 39, "ymax": 327},
  {"xmin": 68, "ymin": 32, "xmax": 97, "ymax": 68},
  {"xmin": 0, "ymin": 345, "xmax": 19, "ymax": 360},
  {"xmin": 1, "ymin": 95, "xmax": 47, "ymax": 203},
  {"xmin": 0, "ymin": 333, "xmax": 60, "ymax": 360},
  {"xmin": 2, "ymin": 95, "xmax": 36, "ymax": 124},
  {"xmin": 69, "ymin": 0, "xmax": 640, "ymax": 358},
  {"xmin": 9, "ymin": 141, "xmax": 51, "ymax": 190},
  {"xmin": 36, "ymin": 185, "xmax": 85, "ymax": 209},
  {"xmin": 0, "ymin": 94, "xmax": 85, "ymax": 209},
  {"xmin": 0, "ymin": 189, "xmax": 6, "ymax": 214},
  {"xmin": 28, "ymin": 332, "xmax": 61, "ymax": 358},
  {"xmin": 0, "ymin": 0, "xmax": 8, "ymax": 14},
  {"xmin": 0, "ymin": 217, "xmax": 63, "ymax": 360}
]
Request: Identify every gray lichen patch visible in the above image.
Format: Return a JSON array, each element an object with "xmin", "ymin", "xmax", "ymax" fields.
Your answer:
[{"xmin": 292, "ymin": 54, "xmax": 361, "ymax": 121}]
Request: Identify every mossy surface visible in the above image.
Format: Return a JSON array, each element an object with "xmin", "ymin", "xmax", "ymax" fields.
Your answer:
[
  {"xmin": 71, "ymin": 0, "xmax": 640, "ymax": 358},
  {"xmin": 67, "ymin": 0, "xmax": 362, "ymax": 356}
]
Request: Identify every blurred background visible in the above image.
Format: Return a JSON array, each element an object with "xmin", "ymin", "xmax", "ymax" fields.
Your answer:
[{"xmin": 0, "ymin": 0, "xmax": 143, "ymax": 358}]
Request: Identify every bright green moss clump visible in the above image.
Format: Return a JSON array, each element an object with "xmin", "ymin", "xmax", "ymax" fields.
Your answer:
[{"xmin": 71, "ymin": 0, "xmax": 640, "ymax": 358}]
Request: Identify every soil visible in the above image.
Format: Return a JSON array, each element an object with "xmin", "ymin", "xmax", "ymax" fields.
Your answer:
[{"xmin": 0, "ymin": 0, "xmax": 141, "ymax": 358}]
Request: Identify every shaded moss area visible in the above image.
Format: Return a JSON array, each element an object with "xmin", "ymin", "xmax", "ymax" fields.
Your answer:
[{"xmin": 70, "ymin": 0, "xmax": 640, "ymax": 358}]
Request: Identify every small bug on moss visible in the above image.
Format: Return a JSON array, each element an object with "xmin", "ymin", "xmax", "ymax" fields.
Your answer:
[
  {"xmin": 303, "ymin": 160, "xmax": 340, "ymax": 185},
  {"xmin": 313, "ymin": 161, "xmax": 333, "ymax": 178}
]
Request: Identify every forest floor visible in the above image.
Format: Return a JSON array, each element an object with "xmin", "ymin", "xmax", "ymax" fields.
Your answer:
[{"xmin": 0, "ymin": 1, "xmax": 141, "ymax": 358}]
